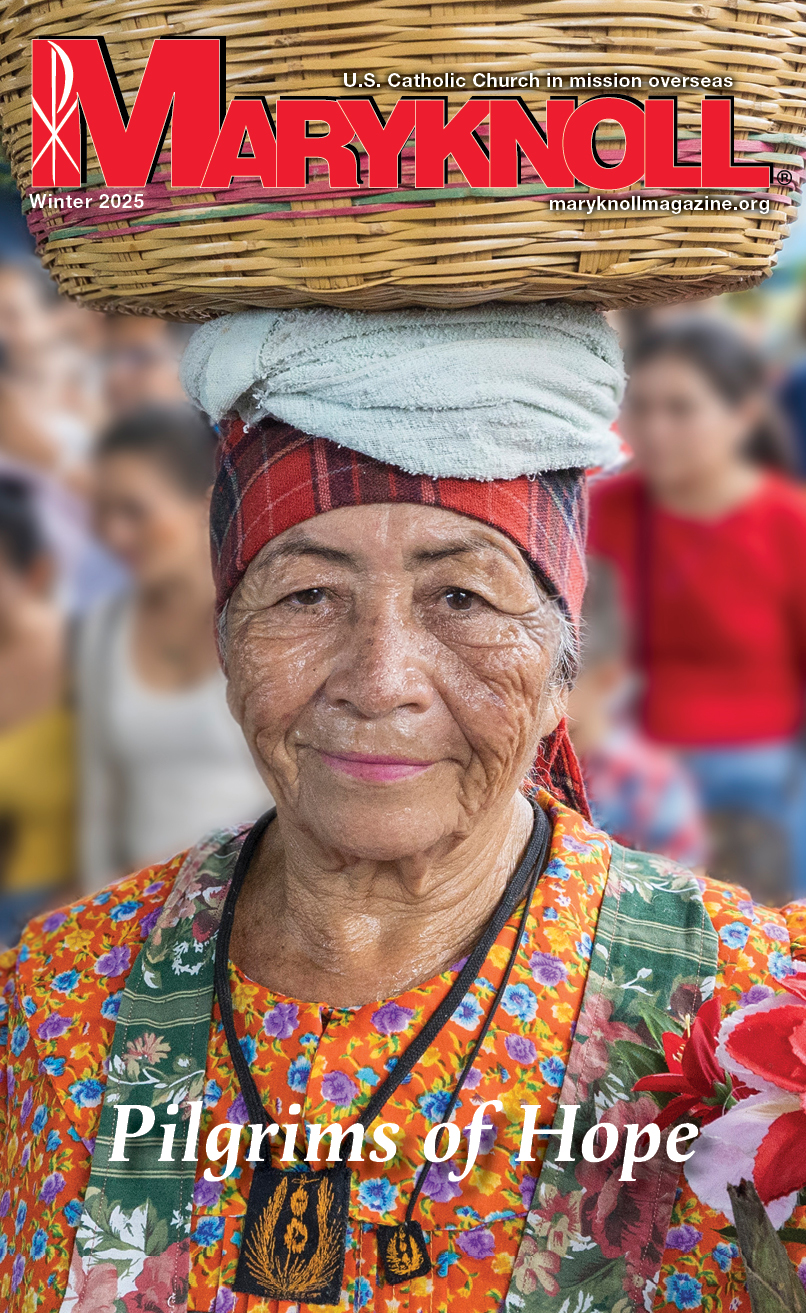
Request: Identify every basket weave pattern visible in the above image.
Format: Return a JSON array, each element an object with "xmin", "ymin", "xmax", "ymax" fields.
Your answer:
[{"xmin": 1, "ymin": 0, "xmax": 805, "ymax": 315}]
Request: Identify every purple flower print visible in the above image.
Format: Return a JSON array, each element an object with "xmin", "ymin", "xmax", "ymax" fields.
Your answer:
[
  {"xmin": 213, "ymin": 1291, "xmax": 237, "ymax": 1313},
  {"xmin": 520, "ymin": 1174, "xmax": 537, "ymax": 1211},
  {"xmin": 738, "ymin": 983, "xmax": 774, "ymax": 1008},
  {"xmin": 11, "ymin": 1254, "xmax": 24, "ymax": 1292},
  {"xmin": 529, "ymin": 952, "xmax": 568, "ymax": 988},
  {"xmin": 227, "ymin": 1093, "xmax": 249, "ymax": 1125},
  {"xmin": 94, "ymin": 945, "xmax": 131, "ymax": 978},
  {"xmin": 0, "ymin": 1191, "xmax": 10, "ymax": 1217},
  {"xmin": 39, "ymin": 1172, "xmax": 65, "ymax": 1205},
  {"xmin": 763, "ymin": 922, "xmax": 789, "ymax": 943},
  {"xmin": 463, "ymin": 1122, "xmax": 496, "ymax": 1156},
  {"xmin": 139, "ymin": 908, "xmax": 160, "ymax": 939},
  {"xmin": 37, "ymin": 1014, "xmax": 73, "ymax": 1041},
  {"xmin": 420, "ymin": 1160, "xmax": 462, "ymax": 1204},
  {"xmin": 321, "ymin": 1071, "xmax": 359, "ymax": 1107},
  {"xmin": 193, "ymin": 1177, "xmax": 224, "ymax": 1208},
  {"xmin": 21, "ymin": 1087, "xmax": 33, "ymax": 1124},
  {"xmin": 463, "ymin": 1067, "xmax": 482, "ymax": 1089},
  {"xmin": 42, "ymin": 911, "xmax": 67, "ymax": 934},
  {"xmin": 561, "ymin": 835, "xmax": 591, "ymax": 857},
  {"xmin": 666, "ymin": 1223, "xmax": 702, "ymax": 1253},
  {"xmin": 505, "ymin": 1034, "xmax": 537, "ymax": 1065},
  {"xmin": 371, "ymin": 1002, "xmax": 414, "ymax": 1036},
  {"xmin": 263, "ymin": 1001, "xmax": 299, "ymax": 1040},
  {"xmin": 457, "ymin": 1228, "xmax": 496, "ymax": 1259}
]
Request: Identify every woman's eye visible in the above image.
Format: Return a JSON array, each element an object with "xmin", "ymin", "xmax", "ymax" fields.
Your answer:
[
  {"xmin": 444, "ymin": 588, "xmax": 477, "ymax": 612},
  {"xmin": 288, "ymin": 588, "xmax": 327, "ymax": 606}
]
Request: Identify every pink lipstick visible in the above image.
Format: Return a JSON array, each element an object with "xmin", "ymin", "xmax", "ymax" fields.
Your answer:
[{"xmin": 319, "ymin": 752, "xmax": 433, "ymax": 782}]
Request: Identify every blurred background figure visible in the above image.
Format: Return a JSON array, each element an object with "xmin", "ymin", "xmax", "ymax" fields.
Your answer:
[
  {"xmin": 778, "ymin": 300, "xmax": 806, "ymax": 479},
  {"xmin": 79, "ymin": 404, "xmax": 270, "ymax": 892},
  {"xmin": 590, "ymin": 319, "xmax": 806, "ymax": 901},
  {"xmin": 0, "ymin": 213, "xmax": 271, "ymax": 920},
  {"xmin": 0, "ymin": 476, "xmax": 75, "ymax": 943},
  {"xmin": 0, "ymin": 258, "xmax": 124, "ymax": 615},
  {"xmin": 568, "ymin": 558, "xmax": 706, "ymax": 870},
  {"xmin": 103, "ymin": 315, "xmax": 190, "ymax": 418},
  {"xmin": 0, "ymin": 258, "xmax": 54, "ymax": 371}
]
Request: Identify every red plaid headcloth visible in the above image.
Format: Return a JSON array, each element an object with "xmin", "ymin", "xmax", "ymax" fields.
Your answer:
[{"xmin": 212, "ymin": 416, "xmax": 591, "ymax": 817}]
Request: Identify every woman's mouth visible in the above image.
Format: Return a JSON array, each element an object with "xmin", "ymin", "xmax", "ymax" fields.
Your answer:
[{"xmin": 318, "ymin": 752, "xmax": 434, "ymax": 782}]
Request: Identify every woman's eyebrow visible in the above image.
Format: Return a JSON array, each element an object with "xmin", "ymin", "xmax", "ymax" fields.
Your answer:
[
  {"xmin": 256, "ymin": 540, "xmax": 359, "ymax": 569},
  {"xmin": 407, "ymin": 537, "xmax": 513, "ymax": 567}
]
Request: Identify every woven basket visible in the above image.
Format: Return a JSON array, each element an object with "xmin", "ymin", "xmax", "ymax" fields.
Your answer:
[{"xmin": 0, "ymin": 0, "xmax": 805, "ymax": 317}]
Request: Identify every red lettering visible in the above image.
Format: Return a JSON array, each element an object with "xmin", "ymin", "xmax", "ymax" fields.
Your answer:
[
  {"xmin": 488, "ymin": 99, "xmax": 575, "ymax": 188},
  {"xmin": 414, "ymin": 100, "xmax": 490, "ymax": 188},
  {"xmin": 29, "ymin": 44, "xmax": 765, "ymax": 199},
  {"xmin": 31, "ymin": 37, "xmax": 221, "ymax": 188},
  {"xmin": 275, "ymin": 100, "xmax": 360, "ymax": 188},
  {"xmin": 644, "ymin": 99, "xmax": 701, "ymax": 188},
  {"xmin": 700, "ymin": 98, "xmax": 770, "ymax": 188},
  {"xmin": 563, "ymin": 96, "xmax": 645, "ymax": 191},
  {"xmin": 338, "ymin": 100, "xmax": 415, "ymax": 188},
  {"xmin": 203, "ymin": 98, "xmax": 277, "ymax": 187}
]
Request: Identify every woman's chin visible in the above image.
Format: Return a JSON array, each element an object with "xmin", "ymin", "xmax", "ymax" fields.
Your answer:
[{"xmin": 295, "ymin": 769, "xmax": 463, "ymax": 861}]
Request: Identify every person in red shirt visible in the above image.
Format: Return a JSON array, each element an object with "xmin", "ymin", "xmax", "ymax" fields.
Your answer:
[{"xmin": 589, "ymin": 317, "xmax": 806, "ymax": 898}]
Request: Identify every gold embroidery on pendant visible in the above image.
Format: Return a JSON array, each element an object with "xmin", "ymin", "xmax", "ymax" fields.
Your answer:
[
  {"xmin": 243, "ymin": 1174, "xmax": 342, "ymax": 1299},
  {"xmin": 385, "ymin": 1226, "xmax": 426, "ymax": 1278}
]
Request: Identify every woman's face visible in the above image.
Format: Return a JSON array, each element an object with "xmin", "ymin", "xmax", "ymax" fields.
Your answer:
[
  {"xmin": 621, "ymin": 354, "xmax": 759, "ymax": 492},
  {"xmin": 93, "ymin": 452, "xmax": 209, "ymax": 587},
  {"xmin": 225, "ymin": 503, "xmax": 568, "ymax": 862}
]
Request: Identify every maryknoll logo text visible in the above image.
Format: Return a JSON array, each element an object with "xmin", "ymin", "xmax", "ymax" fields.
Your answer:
[{"xmin": 31, "ymin": 37, "xmax": 771, "ymax": 192}]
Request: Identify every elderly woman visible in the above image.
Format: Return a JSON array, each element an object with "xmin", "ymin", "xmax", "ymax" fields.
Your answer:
[{"xmin": 2, "ymin": 304, "xmax": 806, "ymax": 1313}]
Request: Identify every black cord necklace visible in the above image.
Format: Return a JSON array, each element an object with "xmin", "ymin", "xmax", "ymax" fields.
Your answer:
[{"xmin": 215, "ymin": 802, "xmax": 551, "ymax": 1304}]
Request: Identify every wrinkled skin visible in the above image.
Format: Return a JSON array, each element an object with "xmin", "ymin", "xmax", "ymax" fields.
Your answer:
[{"xmin": 225, "ymin": 502, "xmax": 568, "ymax": 1004}]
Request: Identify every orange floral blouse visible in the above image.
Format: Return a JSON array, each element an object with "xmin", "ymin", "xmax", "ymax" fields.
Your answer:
[{"xmin": 1, "ymin": 797, "xmax": 805, "ymax": 1313}]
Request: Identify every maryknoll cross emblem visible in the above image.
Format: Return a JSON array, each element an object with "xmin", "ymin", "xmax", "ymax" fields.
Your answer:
[{"xmin": 32, "ymin": 41, "xmax": 80, "ymax": 187}]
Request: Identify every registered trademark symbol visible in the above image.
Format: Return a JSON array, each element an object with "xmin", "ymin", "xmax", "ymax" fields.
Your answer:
[{"xmin": 776, "ymin": 169, "xmax": 794, "ymax": 186}]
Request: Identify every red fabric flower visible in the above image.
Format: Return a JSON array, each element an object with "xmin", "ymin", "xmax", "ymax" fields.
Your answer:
[
  {"xmin": 633, "ymin": 998, "xmax": 741, "ymax": 1130},
  {"xmin": 724, "ymin": 985, "xmax": 806, "ymax": 1203},
  {"xmin": 726, "ymin": 1004, "xmax": 806, "ymax": 1094}
]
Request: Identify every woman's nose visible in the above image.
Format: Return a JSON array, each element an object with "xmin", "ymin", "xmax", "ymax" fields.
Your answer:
[{"xmin": 324, "ymin": 603, "xmax": 436, "ymax": 719}]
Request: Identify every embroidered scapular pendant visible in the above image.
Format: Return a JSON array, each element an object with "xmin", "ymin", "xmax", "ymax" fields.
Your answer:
[
  {"xmin": 377, "ymin": 1220, "xmax": 431, "ymax": 1285},
  {"xmin": 234, "ymin": 1161, "xmax": 351, "ymax": 1305}
]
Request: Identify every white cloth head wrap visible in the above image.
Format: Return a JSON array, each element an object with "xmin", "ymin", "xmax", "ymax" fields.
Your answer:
[{"xmin": 180, "ymin": 303, "xmax": 624, "ymax": 481}]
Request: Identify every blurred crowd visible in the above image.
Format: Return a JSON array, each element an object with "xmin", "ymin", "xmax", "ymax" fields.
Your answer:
[
  {"xmin": 1, "ymin": 249, "xmax": 806, "ymax": 943},
  {"xmin": 0, "ymin": 258, "xmax": 270, "ymax": 943}
]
